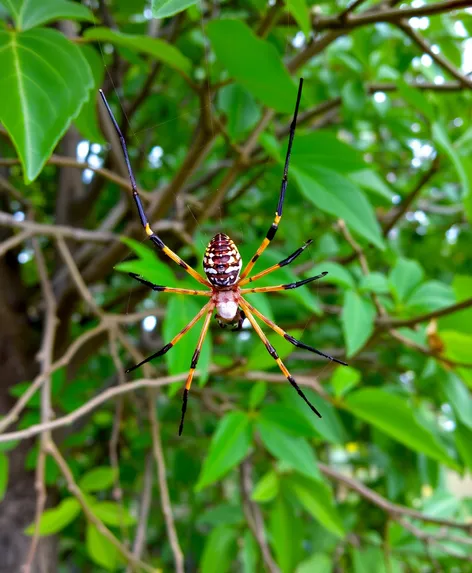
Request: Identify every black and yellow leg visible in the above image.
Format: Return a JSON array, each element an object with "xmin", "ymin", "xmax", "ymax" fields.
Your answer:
[
  {"xmin": 241, "ymin": 298, "xmax": 347, "ymax": 366},
  {"xmin": 129, "ymin": 273, "xmax": 212, "ymax": 296},
  {"xmin": 238, "ymin": 299, "xmax": 322, "ymax": 418},
  {"xmin": 238, "ymin": 239, "xmax": 313, "ymax": 286},
  {"xmin": 99, "ymin": 90, "xmax": 210, "ymax": 288},
  {"xmin": 240, "ymin": 271, "xmax": 327, "ymax": 295},
  {"xmin": 126, "ymin": 301, "xmax": 213, "ymax": 373},
  {"xmin": 179, "ymin": 304, "xmax": 215, "ymax": 436},
  {"xmin": 239, "ymin": 78, "xmax": 304, "ymax": 281}
]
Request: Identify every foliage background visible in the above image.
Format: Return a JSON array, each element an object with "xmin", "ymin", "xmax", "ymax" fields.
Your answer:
[{"xmin": 0, "ymin": 0, "xmax": 471, "ymax": 571}]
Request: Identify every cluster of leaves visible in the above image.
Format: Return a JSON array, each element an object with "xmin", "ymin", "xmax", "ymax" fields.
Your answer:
[{"xmin": 0, "ymin": 0, "xmax": 471, "ymax": 571}]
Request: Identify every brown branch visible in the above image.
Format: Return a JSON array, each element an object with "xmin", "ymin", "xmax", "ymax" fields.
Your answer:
[
  {"xmin": 46, "ymin": 441, "xmax": 156, "ymax": 573},
  {"xmin": 0, "ymin": 229, "xmax": 32, "ymax": 257},
  {"xmin": 148, "ymin": 392, "xmax": 185, "ymax": 573},
  {"xmin": 23, "ymin": 240, "xmax": 58, "ymax": 572},
  {"xmin": 319, "ymin": 463, "xmax": 472, "ymax": 532},
  {"xmin": 0, "ymin": 211, "xmax": 117, "ymax": 243},
  {"xmin": 381, "ymin": 297, "xmax": 472, "ymax": 329},
  {"xmin": 239, "ymin": 458, "xmax": 280, "ymax": 573}
]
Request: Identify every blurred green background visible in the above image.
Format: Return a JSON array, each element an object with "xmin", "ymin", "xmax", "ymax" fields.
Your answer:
[{"xmin": 0, "ymin": 0, "xmax": 471, "ymax": 571}]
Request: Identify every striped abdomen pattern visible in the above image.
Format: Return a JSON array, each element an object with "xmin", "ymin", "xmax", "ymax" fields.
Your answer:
[{"xmin": 203, "ymin": 233, "xmax": 242, "ymax": 288}]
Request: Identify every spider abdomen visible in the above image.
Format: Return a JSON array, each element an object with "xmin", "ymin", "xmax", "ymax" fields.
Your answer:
[{"xmin": 203, "ymin": 233, "xmax": 242, "ymax": 288}]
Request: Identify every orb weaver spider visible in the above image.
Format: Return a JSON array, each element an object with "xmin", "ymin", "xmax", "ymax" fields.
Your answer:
[{"xmin": 99, "ymin": 78, "xmax": 347, "ymax": 436}]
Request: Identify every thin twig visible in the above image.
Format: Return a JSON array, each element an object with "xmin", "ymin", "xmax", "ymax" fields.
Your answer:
[{"xmin": 148, "ymin": 391, "xmax": 185, "ymax": 573}]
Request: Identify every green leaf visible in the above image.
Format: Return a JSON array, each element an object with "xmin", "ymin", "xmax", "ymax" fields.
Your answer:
[
  {"xmin": 342, "ymin": 79, "xmax": 367, "ymax": 114},
  {"xmin": 0, "ymin": 28, "xmax": 93, "ymax": 183},
  {"xmin": 439, "ymin": 275, "xmax": 472, "ymax": 335},
  {"xmin": 359, "ymin": 273, "xmax": 390, "ymax": 295},
  {"xmin": 246, "ymin": 329, "xmax": 302, "ymax": 371},
  {"xmin": 311, "ymin": 261, "xmax": 355, "ymax": 290},
  {"xmin": 406, "ymin": 281, "xmax": 455, "ymax": 313},
  {"xmin": 389, "ymin": 258, "xmax": 424, "ymax": 303},
  {"xmin": 285, "ymin": 0, "xmax": 310, "ymax": 37},
  {"xmin": 444, "ymin": 375, "xmax": 472, "ymax": 429},
  {"xmin": 296, "ymin": 553, "xmax": 332, "ymax": 573},
  {"xmin": 78, "ymin": 466, "xmax": 117, "ymax": 492},
  {"xmin": 1, "ymin": 0, "xmax": 93, "ymax": 31},
  {"xmin": 84, "ymin": 27, "xmax": 191, "ymax": 75},
  {"xmin": 116, "ymin": 236, "xmax": 178, "ymax": 287},
  {"xmin": 241, "ymin": 530, "xmax": 258, "ymax": 573},
  {"xmin": 74, "ymin": 45, "xmax": 106, "ymax": 144},
  {"xmin": 288, "ymin": 475, "xmax": 344, "ymax": 537},
  {"xmin": 152, "ymin": 0, "xmax": 197, "ymax": 19},
  {"xmin": 341, "ymin": 291, "xmax": 376, "ymax": 357},
  {"xmin": 24, "ymin": 497, "xmax": 81, "ymax": 535},
  {"xmin": 432, "ymin": 121, "xmax": 472, "ymax": 221},
  {"xmin": 248, "ymin": 381, "xmax": 267, "ymax": 409},
  {"xmin": 348, "ymin": 169, "xmax": 394, "ymax": 201},
  {"xmin": 90, "ymin": 501, "xmax": 137, "ymax": 527},
  {"xmin": 396, "ymin": 78, "xmax": 435, "ymax": 122},
  {"xmin": 345, "ymin": 388, "xmax": 458, "ymax": 468},
  {"xmin": 352, "ymin": 546, "xmax": 387, "ymax": 573},
  {"xmin": 441, "ymin": 331, "xmax": 472, "ymax": 386},
  {"xmin": 86, "ymin": 523, "xmax": 118, "ymax": 571},
  {"xmin": 259, "ymin": 403, "xmax": 316, "ymax": 437},
  {"xmin": 292, "ymin": 165, "xmax": 384, "ymax": 249},
  {"xmin": 292, "ymin": 132, "xmax": 366, "ymax": 173},
  {"xmin": 196, "ymin": 411, "xmax": 252, "ymax": 490},
  {"xmin": 257, "ymin": 418, "xmax": 321, "ymax": 480},
  {"xmin": 331, "ymin": 366, "xmax": 361, "ymax": 398},
  {"xmin": 200, "ymin": 525, "xmax": 237, "ymax": 573},
  {"xmin": 251, "ymin": 470, "xmax": 279, "ymax": 503},
  {"xmin": 0, "ymin": 452, "xmax": 8, "ymax": 501},
  {"xmin": 270, "ymin": 494, "xmax": 300, "ymax": 573},
  {"xmin": 218, "ymin": 83, "xmax": 261, "ymax": 141},
  {"xmin": 207, "ymin": 20, "xmax": 297, "ymax": 113},
  {"xmin": 163, "ymin": 296, "xmax": 212, "ymax": 387},
  {"xmin": 455, "ymin": 423, "xmax": 472, "ymax": 471}
]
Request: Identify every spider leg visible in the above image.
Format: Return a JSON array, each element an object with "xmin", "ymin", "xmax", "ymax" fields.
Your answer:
[
  {"xmin": 129, "ymin": 273, "xmax": 212, "ymax": 296},
  {"xmin": 241, "ymin": 298, "xmax": 347, "ymax": 366},
  {"xmin": 238, "ymin": 300, "xmax": 322, "ymax": 418},
  {"xmin": 126, "ymin": 301, "xmax": 213, "ymax": 373},
  {"xmin": 240, "ymin": 271, "xmax": 327, "ymax": 294},
  {"xmin": 239, "ymin": 78, "xmax": 304, "ymax": 281},
  {"xmin": 238, "ymin": 239, "xmax": 312, "ymax": 286},
  {"xmin": 99, "ymin": 90, "xmax": 209, "ymax": 287},
  {"xmin": 179, "ymin": 303, "xmax": 215, "ymax": 436}
]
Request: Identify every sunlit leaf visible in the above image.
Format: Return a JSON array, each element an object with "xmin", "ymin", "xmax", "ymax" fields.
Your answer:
[
  {"xmin": 341, "ymin": 290, "xmax": 376, "ymax": 356},
  {"xmin": 0, "ymin": 453, "xmax": 8, "ymax": 501},
  {"xmin": 78, "ymin": 466, "xmax": 117, "ymax": 492},
  {"xmin": 200, "ymin": 525, "xmax": 237, "ymax": 573},
  {"xmin": 86, "ymin": 523, "xmax": 118, "ymax": 571},
  {"xmin": 90, "ymin": 501, "xmax": 137, "ymax": 527},
  {"xmin": 207, "ymin": 19, "xmax": 297, "ymax": 113},
  {"xmin": 196, "ymin": 411, "xmax": 252, "ymax": 490},
  {"xmin": 0, "ymin": 28, "xmax": 93, "ymax": 182},
  {"xmin": 24, "ymin": 498, "xmax": 81, "ymax": 535},
  {"xmin": 251, "ymin": 470, "xmax": 279, "ymax": 503},
  {"xmin": 345, "ymin": 388, "xmax": 459, "ymax": 469},
  {"xmin": 1, "ymin": 0, "xmax": 93, "ymax": 31}
]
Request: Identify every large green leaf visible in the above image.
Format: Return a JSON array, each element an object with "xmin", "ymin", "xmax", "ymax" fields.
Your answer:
[
  {"xmin": 24, "ymin": 497, "xmax": 81, "ymax": 535},
  {"xmin": 1, "ymin": 0, "xmax": 93, "ymax": 31},
  {"xmin": 292, "ymin": 165, "xmax": 384, "ymax": 249},
  {"xmin": 291, "ymin": 132, "xmax": 366, "ymax": 174},
  {"xmin": 196, "ymin": 411, "xmax": 252, "ymax": 490},
  {"xmin": 443, "ymin": 375, "xmax": 472, "ymax": 430},
  {"xmin": 116, "ymin": 237, "xmax": 179, "ymax": 287},
  {"xmin": 406, "ymin": 281, "xmax": 455, "ymax": 313},
  {"xmin": 0, "ymin": 452, "xmax": 8, "ymax": 501},
  {"xmin": 0, "ymin": 28, "xmax": 93, "ymax": 183},
  {"xmin": 441, "ymin": 331, "xmax": 472, "ymax": 386},
  {"xmin": 258, "ymin": 403, "xmax": 316, "ymax": 437},
  {"xmin": 389, "ymin": 258, "xmax": 424, "ymax": 302},
  {"xmin": 438, "ymin": 275, "xmax": 472, "ymax": 335},
  {"xmin": 246, "ymin": 329, "xmax": 303, "ymax": 371},
  {"xmin": 90, "ymin": 501, "xmax": 137, "ymax": 527},
  {"xmin": 200, "ymin": 525, "xmax": 238, "ymax": 573},
  {"xmin": 256, "ymin": 418, "xmax": 321, "ymax": 480},
  {"xmin": 152, "ymin": 0, "xmax": 198, "ymax": 18},
  {"xmin": 163, "ymin": 296, "xmax": 212, "ymax": 387},
  {"xmin": 287, "ymin": 475, "xmax": 345, "ymax": 538},
  {"xmin": 86, "ymin": 523, "xmax": 118, "ymax": 572},
  {"xmin": 344, "ymin": 388, "xmax": 458, "ymax": 468},
  {"xmin": 84, "ymin": 27, "xmax": 191, "ymax": 75},
  {"xmin": 78, "ymin": 466, "xmax": 117, "ymax": 492},
  {"xmin": 432, "ymin": 121, "xmax": 472, "ymax": 222},
  {"xmin": 341, "ymin": 290, "xmax": 376, "ymax": 357},
  {"xmin": 251, "ymin": 470, "xmax": 279, "ymax": 503},
  {"xmin": 207, "ymin": 20, "xmax": 297, "ymax": 113},
  {"xmin": 270, "ymin": 494, "xmax": 300, "ymax": 573}
]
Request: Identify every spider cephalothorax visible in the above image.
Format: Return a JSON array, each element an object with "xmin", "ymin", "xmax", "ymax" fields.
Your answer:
[{"xmin": 100, "ymin": 78, "xmax": 347, "ymax": 436}]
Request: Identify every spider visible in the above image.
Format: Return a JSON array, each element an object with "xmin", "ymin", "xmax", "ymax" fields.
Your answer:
[{"xmin": 99, "ymin": 78, "xmax": 347, "ymax": 436}]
